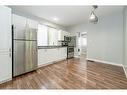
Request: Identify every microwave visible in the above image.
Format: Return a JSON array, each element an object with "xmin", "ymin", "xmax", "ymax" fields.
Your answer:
[{"xmin": 64, "ymin": 36, "xmax": 71, "ymax": 42}]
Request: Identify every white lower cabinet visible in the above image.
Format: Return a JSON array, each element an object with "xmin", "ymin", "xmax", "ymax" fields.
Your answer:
[
  {"xmin": 60, "ymin": 48, "xmax": 67, "ymax": 59},
  {"xmin": 0, "ymin": 53, "xmax": 12, "ymax": 83},
  {"xmin": 38, "ymin": 47, "xmax": 67, "ymax": 66}
]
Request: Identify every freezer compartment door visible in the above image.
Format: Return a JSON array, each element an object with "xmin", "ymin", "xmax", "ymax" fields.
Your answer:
[{"xmin": 13, "ymin": 40, "xmax": 37, "ymax": 76}]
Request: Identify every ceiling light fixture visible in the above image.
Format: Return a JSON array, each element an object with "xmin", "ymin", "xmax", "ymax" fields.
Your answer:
[
  {"xmin": 53, "ymin": 17, "xmax": 59, "ymax": 21},
  {"xmin": 89, "ymin": 5, "xmax": 98, "ymax": 24}
]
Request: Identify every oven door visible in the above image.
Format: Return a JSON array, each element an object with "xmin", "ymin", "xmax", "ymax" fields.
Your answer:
[
  {"xmin": 68, "ymin": 52, "xmax": 74, "ymax": 58},
  {"xmin": 67, "ymin": 47, "xmax": 74, "ymax": 58}
]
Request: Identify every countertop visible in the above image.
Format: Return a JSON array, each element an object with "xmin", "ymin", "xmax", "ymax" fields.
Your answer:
[{"xmin": 38, "ymin": 46, "xmax": 67, "ymax": 49}]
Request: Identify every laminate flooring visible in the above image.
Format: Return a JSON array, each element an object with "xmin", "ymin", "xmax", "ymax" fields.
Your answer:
[{"xmin": 0, "ymin": 55, "xmax": 127, "ymax": 89}]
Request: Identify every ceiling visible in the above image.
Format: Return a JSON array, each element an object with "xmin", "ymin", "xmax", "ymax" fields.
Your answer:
[{"xmin": 10, "ymin": 6, "xmax": 123, "ymax": 27}]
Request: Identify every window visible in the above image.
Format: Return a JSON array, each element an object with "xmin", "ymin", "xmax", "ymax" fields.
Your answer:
[{"xmin": 37, "ymin": 24, "xmax": 48, "ymax": 46}]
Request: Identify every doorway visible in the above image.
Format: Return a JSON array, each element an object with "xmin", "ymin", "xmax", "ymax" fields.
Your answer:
[{"xmin": 78, "ymin": 32, "xmax": 87, "ymax": 57}]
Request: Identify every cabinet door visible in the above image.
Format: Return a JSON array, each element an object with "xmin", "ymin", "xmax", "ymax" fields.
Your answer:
[
  {"xmin": 66, "ymin": 31, "xmax": 71, "ymax": 36},
  {"xmin": 12, "ymin": 14, "xmax": 27, "ymax": 39},
  {"xmin": 38, "ymin": 49, "xmax": 58, "ymax": 66},
  {"xmin": 61, "ymin": 48, "xmax": 67, "ymax": 59},
  {"xmin": 0, "ymin": 6, "xmax": 12, "ymax": 83},
  {"xmin": 37, "ymin": 24, "xmax": 48, "ymax": 46},
  {"xmin": 27, "ymin": 19, "xmax": 38, "ymax": 29},
  {"xmin": 0, "ymin": 53, "xmax": 12, "ymax": 82},
  {"xmin": 58, "ymin": 30, "xmax": 62, "ymax": 40},
  {"xmin": 56, "ymin": 48, "xmax": 61, "ymax": 60},
  {"xmin": 60, "ymin": 31, "xmax": 70, "ymax": 41},
  {"xmin": 38, "ymin": 49, "xmax": 47, "ymax": 65},
  {"xmin": 48, "ymin": 27, "xmax": 58, "ymax": 45},
  {"xmin": 61, "ymin": 31, "xmax": 65, "ymax": 40},
  {"xmin": 0, "ymin": 7, "xmax": 12, "ymax": 51}
]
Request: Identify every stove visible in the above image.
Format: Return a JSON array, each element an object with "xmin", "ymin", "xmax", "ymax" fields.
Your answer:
[{"xmin": 67, "ymin": 46, "xmax": 74, "ymax": 59}]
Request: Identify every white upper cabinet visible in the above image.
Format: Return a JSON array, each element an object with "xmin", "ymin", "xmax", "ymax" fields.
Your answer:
[
  {"xmin": 12, "ymin": 14, "xmax": 38, "ymax": 30},
  {"xmin": 37, "ymin": 24, "xmax": 48, "ymax": 46},
  {"xmin": 48, "ymin": 27, "xmax": 58, "ymax": 45},
  {"xmin": 0, "ymin": 6, "xmax": 11, "ymax": 51},
  {"xmin": 0, "ymin": 6, "xmax": 11, "ymax": 52},
  {"xmin": 60, "ymin": 31, "xmax": 65, "ymax": 41},
  {"xmin": 27, "ymin": 19, "xmax": 38, "ymax": 29},
  {"xmin": 12, "ymin": 14, "xmax": 38, "ymax": 39},
  {"xmin": 12, "ymin": 14, "xmax": 26, "ymax": 29},
  {"xmin": 64, "ymin": 31, "xmax": 70, "ymax": 36},
  {"xmin": 0, "ymin": 6, "xmax": 12, "ymax": 83},
  {"xmin": 12, "ymin": 14, "xmax": 27, "ymax": 39},
  {"xmin": 58, "ymin": 30, "xmax": 70, "ymax": 41}
]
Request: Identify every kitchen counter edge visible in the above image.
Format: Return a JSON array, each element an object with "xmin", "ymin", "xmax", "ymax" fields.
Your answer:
[{"xmin": 38, "ymin": 46, "xmax": 67, "ymax": 49}]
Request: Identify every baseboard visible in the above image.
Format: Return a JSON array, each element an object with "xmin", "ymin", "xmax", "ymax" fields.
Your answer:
[
  {"xmin": 74, "ymin": 55, "xmax": 80, "ymax": 58},
  {"xmin": 38, "ymin": 58, "xmax": 66, "ymax": 68},
  {"xmin": 0, "ymin": 78, "xmax": 12, "ymax": 84},
  {"xmin": 86, "ymin": 58, "xmax": 123, "ymax": 67},
  {"xmin": 122, "ymin": 65, "xmax": 127, "ymax": 78}
]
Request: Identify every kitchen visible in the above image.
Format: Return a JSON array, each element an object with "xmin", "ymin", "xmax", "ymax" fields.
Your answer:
[
  {"xmin": 38, "ymin": 24, "xmax": 76, "ymax": 67},
  {"xmin": 0, "ymin": 5, "xmax": 127, "ymax": 89},
  {"xmin": 0, "ymin": 6, "xmax": 76, "ymax": 84}
]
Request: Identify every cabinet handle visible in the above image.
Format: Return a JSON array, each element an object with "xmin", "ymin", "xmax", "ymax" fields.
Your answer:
[
  {"xmin": 9, "ymin": 53, "xmax": 11, "ymax": 58},
  {"xmin": 9, "ymin": 48, "xmax": 11, "ymax": 52},
  {"xmin": 9, "ymin": 48, "xmax": 12, "ymax": 57}
]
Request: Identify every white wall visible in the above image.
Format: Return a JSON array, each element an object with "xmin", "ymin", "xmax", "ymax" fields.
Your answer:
[
  {"xmin": 68, "ymin": 9, "xmax": 124, "ymax": 65},
  {"xmin": 123, "ymin": 7, "xmax": 127, "ymax": 76}
]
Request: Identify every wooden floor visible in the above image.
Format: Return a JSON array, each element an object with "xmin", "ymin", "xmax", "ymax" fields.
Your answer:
[{"xmin": 0, "ymin": 55, "xmax": 127, "ymax": 89}]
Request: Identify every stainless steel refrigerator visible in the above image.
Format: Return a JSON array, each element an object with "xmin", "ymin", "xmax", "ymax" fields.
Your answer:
[{"xmin": 12, "ymin": 24, "xmax": 38, "ymax": 77}]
